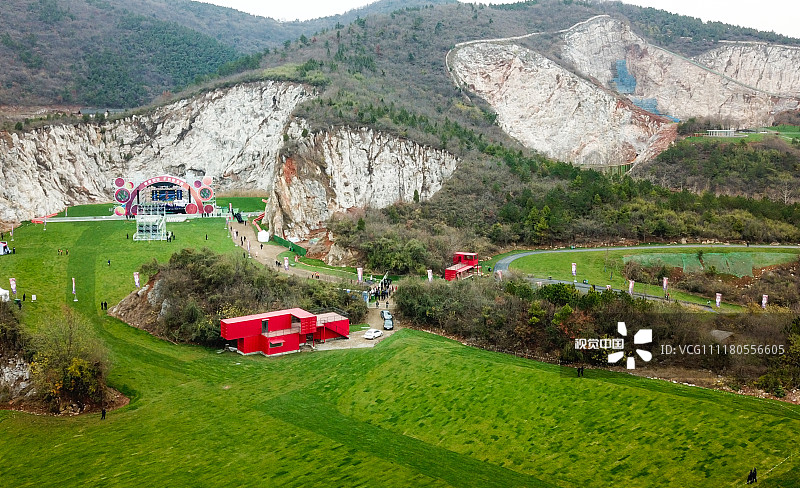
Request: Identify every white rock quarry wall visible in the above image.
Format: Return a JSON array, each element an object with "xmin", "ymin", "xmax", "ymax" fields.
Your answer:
[
  {"xmin": 0, "ymin": 81, "xmax": 313, "ymax": 225},
  {"xmin": 1, "ymin": 81, "xmax": 462, "ymax": 242},
  {"xmin": 449, "ymin": 42, "xmax": 675, "ymax": 166},
  {"xmin": 695, "ymin": 42, "xmax": 800, "ymax": 97},
  {"xmin": 266, "ymin": 123, "xmax": 460, "ymax": 240},
  {"xmin": 559, "ymin": 16, "xmax": 800, "ymax": 127}
]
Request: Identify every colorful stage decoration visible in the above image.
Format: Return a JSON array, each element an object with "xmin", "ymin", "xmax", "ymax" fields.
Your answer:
[{"xmin": 112, "ymin": 175, "xmax": 215, "ymax": 216}]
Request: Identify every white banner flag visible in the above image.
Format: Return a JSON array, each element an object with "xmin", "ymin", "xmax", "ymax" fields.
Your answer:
[
  {"xmin": 762, "ymin": 294, "xmax": 768, "ymax": 309},
  {"xmin": 427, "ymin": 269, "xmax": 433, "ymax": 282},
  {"xmin": 72, "ymin": 277, "xmax": 76, "ymax": 295},
  {"xmin": 283, "ymin": 257, "xmax": 289, "ymax": 270},
  {"xmin": 572, "ymin": 263, "xmax": 577, "ymax": 276},
  {"xmin": 357, "ymin": 267, "xmax": 363, "ymax": 283},
  {"xmin": 134, "ymin": 272, "xmax": 140, "ymax": 288},
  {"xmin": 9, "ymin": 225, "xmax": 12, "ymax": 239},
  {"xmin": 9, "ymin": 278, "xmax": 16, "ymax": 295},
  {"xmin": 663, "ymin": 277, "xmax": 668, "ymax": 292},
  {"xmin": 628, "ymin": 280, "xmax": 635, "ymax": 295},
  {"xmin": 715, "ymin": 293, "xmax": 721, "ymax": 308}
]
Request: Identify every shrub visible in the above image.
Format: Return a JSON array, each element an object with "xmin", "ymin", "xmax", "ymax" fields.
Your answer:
[{"xmin": 30, "ymin": 307, "xmax": 108, "ymax": 412}]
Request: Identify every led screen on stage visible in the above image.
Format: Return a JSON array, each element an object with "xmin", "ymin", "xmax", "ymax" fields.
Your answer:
[{"xmin": 151, "ymin": 189, "xmax": 183, "ymax": 202}]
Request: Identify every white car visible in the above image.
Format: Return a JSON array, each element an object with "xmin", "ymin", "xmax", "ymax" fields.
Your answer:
[
  {"xmin": 364, "ymin": 329, "xmax": 383, "ymax": 340},
  {"xmin": 380, "ymin": 310, "xmax": 393, "ymax": 320}
]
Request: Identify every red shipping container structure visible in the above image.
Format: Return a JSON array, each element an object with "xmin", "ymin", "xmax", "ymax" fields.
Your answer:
[
  {"xmin": 444, "ymin": 252, "xmax": 479, "ymax": 281},
  {"xmin": 220, "ymin": 308, "xmax": 350, "ymax": 356}
]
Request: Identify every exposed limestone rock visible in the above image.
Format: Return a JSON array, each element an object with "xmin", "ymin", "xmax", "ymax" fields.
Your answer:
[
  {"xmin": 0, "ymin": 81, "xmax": 313, "ymax": 225},
  {"xmin": 266, "ymin": 123, "xmax": 459, "ymax": 241},
  {"xmin": 449, "ymin": 42, "xmax": 676, "ymax": 167},
  {"xmin": 695, "ymin": 41, "xmax": 800, "ymax": 97},
  {"xmin": 559, "ymin": 16, "xmax": 800, "ymax": 127},
  {"xmin": 0, "ymin": 354, "xmax": 34, "ymax": 399},
  {"xmin": 1, "ymin": 81, "xmax": 461, "ymax": 242},
  {"xmin": 325, "ymin": 241, "xmax": 361, "ymax": 267},
  {"xmin": 448, "ymin": 16, "xmax": 800, "ymax": 167}
]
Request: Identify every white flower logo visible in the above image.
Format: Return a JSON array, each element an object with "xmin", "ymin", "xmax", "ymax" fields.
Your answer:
[{"xmin": 608, "ymin": 321, "xmax": 652, "ymax": 369}]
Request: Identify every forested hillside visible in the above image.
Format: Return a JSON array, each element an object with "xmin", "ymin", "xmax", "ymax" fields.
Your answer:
[
  {"xmin": 0, "ymin": 0, "xmax": 456, "ymax": 108},
  {"xmin": 2, "ymin": 0, "xmax": 797, "ymax": 108},
  {"xmin": 0, "ymin": 0, "xmax": 238, "ymax": 106},
  {"xmin": 634, "ymin": 133, "xmax": 800, "ymax": 203}
]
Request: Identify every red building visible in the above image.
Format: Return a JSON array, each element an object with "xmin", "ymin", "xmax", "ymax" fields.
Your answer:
[
  {"xmin": 444, "ymin": 252, "xmax": 479, "ymax": 281},
  {"xmin": 220, "ymin": 308, "xmax": 349, "ymax": 356}
]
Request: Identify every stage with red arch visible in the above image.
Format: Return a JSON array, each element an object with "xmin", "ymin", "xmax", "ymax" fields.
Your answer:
[{"xmin": 112, "ymin": 175, "xmax": 216, "ymax": 216}]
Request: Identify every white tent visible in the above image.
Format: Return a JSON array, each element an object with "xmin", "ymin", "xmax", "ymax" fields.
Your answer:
[
  {"xmin": 0, "ymin": 287, "xmax": 9, "ymax": 302},
  {"xmin": 0, "ymin": 241, "xmax": 9, "ymax": 255}
]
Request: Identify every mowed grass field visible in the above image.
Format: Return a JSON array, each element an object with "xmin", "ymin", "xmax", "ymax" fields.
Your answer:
[
  {"xmin": 626, "ymin": 251, "xmax": 797, "ymax": 277},
  {"xmin": 508, "ymin": 246, "xmax": 800, "ymax": 309},
  {"xmin": 1, "ymin": 223, "xmax": 799, "ymax": 486},
  {"xmin": 52, "ymin": 197, "xmax": 268, "ymax": 218}
]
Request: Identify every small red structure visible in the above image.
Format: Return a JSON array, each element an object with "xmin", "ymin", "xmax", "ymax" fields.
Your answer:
[
  {"xmin": 220, "ymin": 307, "xmax": 349, "ymax": 356},
  {"xmin": 444, "ymin": 252, "xmax": 479, "ymax": 281}
]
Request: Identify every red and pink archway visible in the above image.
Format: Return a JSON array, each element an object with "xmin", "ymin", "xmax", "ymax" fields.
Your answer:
[{"xmin": 112, "ymin": 175, "xmax": 215, "ymax": 216}]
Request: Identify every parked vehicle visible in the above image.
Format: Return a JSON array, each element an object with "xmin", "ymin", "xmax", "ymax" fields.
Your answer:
[
  {"xmin": 383, "ymin": 318, "xmax": 394, "ymax": 330},
  {"xmin": 380, "ymin": 310, "xmax": 393, "ymax": 320},
  {"xmin": 364, "ymin": 329, "xmax": 383, "ymax": 340}
]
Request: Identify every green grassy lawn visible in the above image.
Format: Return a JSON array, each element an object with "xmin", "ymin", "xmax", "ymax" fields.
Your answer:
[
  {"xmin": 55, "ymin": 203, "xmax": 116, "ymax": 217},
  {"xmin": 0, "ymin": 218, "xmax": 237, "ymax": 319},
  {"xmin": 276, "ymin": 249, "xmax": 364, "ymax": 282},
  {"xmin": 508, "ymin": 246, "xmax": 800, "ymax": 310},
  {"xmin": 1, "ymin": 224, "xmax": 799, "ymax": 486},
  {"xmin": 760, "ymin": 125, "xmax": 800, "ymax": 141},
  {"xmin": 626, "ymin": 251, "xmax": 797, "ymax": 277},
  {"xmin": 215, "ymin": 196, "xmax": 268, "ymax": 213},
  {"xmin": 54, "ymin": 198, "xmax": 268, "ymax": 218}
]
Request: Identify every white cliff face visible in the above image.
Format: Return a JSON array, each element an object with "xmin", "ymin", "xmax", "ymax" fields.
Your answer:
[
  {"xmin": 1, "ymin": 81, "xmax": 461, "ymax": 242},
  {"xmin": 559, "ymin": 16, "xmax": 800, "ymax": 127},
  {"xmin": 695, "ymin": 42, "xmax": 800, "ymax": 97},
  {"xmin": 448, "ymin": 15, "xmax": 800, "ymax": 166},
  {"xmin": 449, "ymin": 42, "xmax": 675, "ymax": 166},
  {"xmin": 266, "ymin": 123, "xmax": 459, "ymax": 240},
  {"xmin": 0, "ymin": 81, "xmax": 313, "ymax": 224}
]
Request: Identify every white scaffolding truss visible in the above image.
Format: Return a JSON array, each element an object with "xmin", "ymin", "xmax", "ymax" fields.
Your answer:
[{"xmin": 133, "ymin": 203, "xmax": 168, "ymax": 241}]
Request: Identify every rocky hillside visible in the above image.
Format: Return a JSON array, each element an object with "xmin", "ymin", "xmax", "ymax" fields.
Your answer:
[
  {"xmin": 559, "ymin": 17, "xmax": 800, "ymax": 126},
  {"xmin": 0, "ymin": 81, "xmax": 458, "ymax": 240},
  {"xmin": 448, "ymin": 16, "xmax": 800, "ymax": 166},
  {"xmin": 267, "ymin": 125, "xmax": 458, "ymax": 240},
  {"xmin": 448, "ymin": 40, "xmax": 676, "ymax": 167},
  {"xmin": 695, "ymin": 41, "xmax": 800, "ymax": 96}
]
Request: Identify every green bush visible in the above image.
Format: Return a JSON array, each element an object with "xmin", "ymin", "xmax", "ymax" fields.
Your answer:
[
  {"xmin": 30, "ymin": 307, "xmax": 108, "ymax": 412},
  {"xmin": 146, "ymin": 249, "xmax": 367, "ymax": 346}
]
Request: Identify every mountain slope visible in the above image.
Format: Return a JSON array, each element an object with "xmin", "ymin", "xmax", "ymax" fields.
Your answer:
[{"xmin": 0, "ymin": 0, "xmax": 457, "ymax": 108}]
